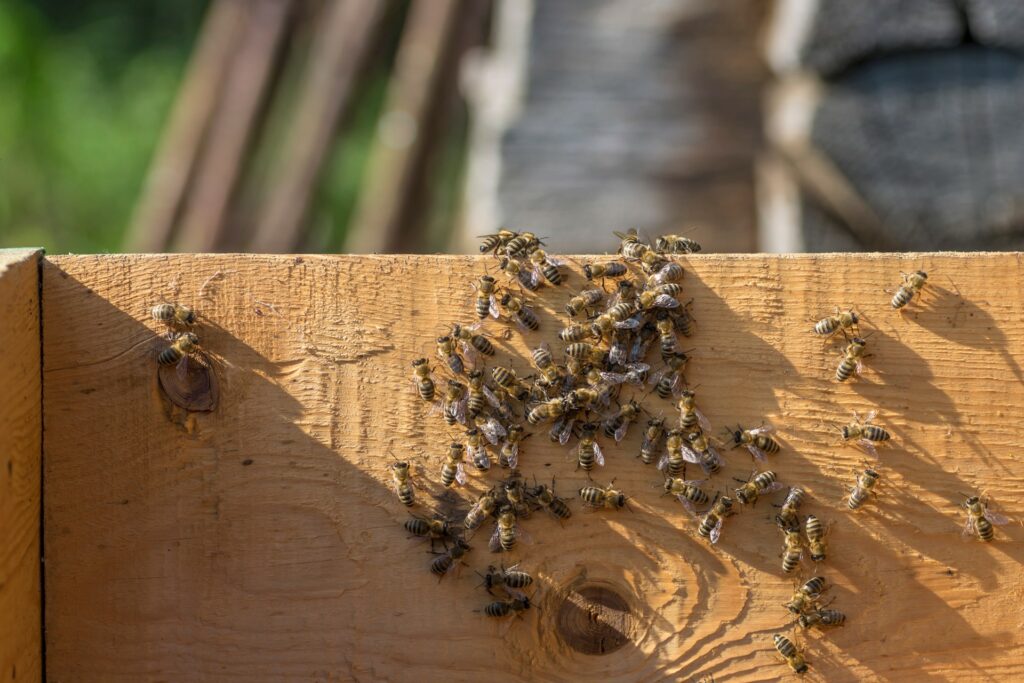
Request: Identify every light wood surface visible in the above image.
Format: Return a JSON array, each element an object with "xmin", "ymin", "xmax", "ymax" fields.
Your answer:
[
  {"xmin": 0, "ymin": 249, "xmax": 42, "ymax": 683},
  {"xmin": 42, "ymin": 252, "xmax": 1024, "ymax": 682}
]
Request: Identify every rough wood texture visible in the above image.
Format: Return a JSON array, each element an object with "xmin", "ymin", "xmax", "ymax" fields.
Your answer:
[
  {"xmin": 43, "ymin": 253, "xmax": 1024, "ymax": 681},
  {"xmin": 0, "ymin": 249, "xmax": 42, "ymax": 683}
]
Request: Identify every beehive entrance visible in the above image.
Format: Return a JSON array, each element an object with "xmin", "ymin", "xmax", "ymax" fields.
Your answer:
[{"xmin": 556, "ymin": 583, "xmax": 635, "ymax": 655}]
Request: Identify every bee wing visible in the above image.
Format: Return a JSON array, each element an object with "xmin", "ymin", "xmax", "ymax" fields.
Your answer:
[
  {"xmin": 505, "ymin": 443, "xmax": 519, "ymax": 469},
  {"xmin": 547, "ymin": 256, "xmax": 565, "ymax": 267},
  {"xmin": 764, "ymin": 481, "xmax": 785, "ymax": 494},
  {"xmin": 488, "ymin": 296, "xmax": 501, "ymax": 319},
  {"xmin": 696, "ymin": 410, "xmax": 711, "ymax": 434},
  {"xmin": 518, "ymin": 269, "xmax": 540, "ymax": 291},
  {"xmin": 746, "ymin": 444, "xmax": 767, "ymax": 462},
  {"xmin": 479, "ymin": 418, "xmax": 507, "ymax": 445},
  {"xmin": 669, "ymin": 373, "xmax": 684, "ymax": 396},
  {"xmin": 657, "ymin": 453, "xmax": 669, "ymax": 471},
  {"xmin": 600, "ymin": 371, "xmax": 628, "ymax": 385},
  {"xmin": 961, "ymin": 515, "xmax": 977, "ymax": 537},
  {"xmin": 858, "ymin": 439, "xmax": 878, "ymax": 457},
  {"xmin": 681, "ymin": 445, "xmax": 702, "ymax": 464},
  {"xmin": 985, "ymin": 510, "xmax": 1011, "ymax": 526},
  {"xmin": 473, "ymin": 450, "xmax": 492, "ymax": 472},
  {"xmin": 684, "ymin": 478, "xmax": 707, "ymax": 487},
  {"xmin": 594, "ymin": 442, "xmax": 605, "ymax": 466},
  {"xmin": 489, "ymin": 526, "xmax": 502, "ymax": 552},
  {"xmin": 455, "ymin": 463, "xmax": 468, "ymax": 486},
  {"xmin": 677, "ymin": 497, "xmax": 696, "ymax": 515},
  {"xmin": 751, "ymin": 425, "xmax": 775, "ymax": 435},
  {"xmin": 854, "ymin": 360, "xmax": 863, "ymax": 375},
  {"xmin": 614, "ymin": 421, "xmax": 629, "ymax": 442},
  {"xmin": 482, "ymin": 386, "xmax": 502, "ymax": 410},
  {"xmin": 559, "ymin": 421, "xmax": 575, "ymax": 446},
  {"xmin": 653, "ymin": 294, "xmax": 680, "ymax": 309},
  {"xmin": 614, "ymin": 317, "xmax": 641, "ymax": 330},
  {"xmin": 864, "ymin": 410, "xmax": 877, "ymax": 422},
  {"xmin": 175, "ymin": 354, "xmax": 191, "ymax": 382},
  {"xmin": 609, "ymin": 343, "xmax": 628, "ymax": 366},
  {"xmin": 454, "ymin": 397, "xmax": 468, "ymax": 425},
  {"xmin": 460, "ymin": 344, "xmax": 481, "ymax": 370},
  {"xmin": 709, "ymin": 517, "xmax": 723, "ymax": 544}
]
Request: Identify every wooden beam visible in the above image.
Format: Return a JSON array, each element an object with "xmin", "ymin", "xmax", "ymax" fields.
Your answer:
[
  {"xmin": 0, "ymin": 249, "xmax": 42, "ymax": 683},
  {"xmin": 42, "ymin": 253, "xmax": 1024, "ymax": 680}
]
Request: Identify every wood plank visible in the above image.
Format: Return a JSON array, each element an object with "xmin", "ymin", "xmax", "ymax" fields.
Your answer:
[
  {"xmin": 43, "ymin": 252, "xmax": 1024, "ymax": 681},
  {"xmin": 0, "ymin": 249, "xmax": 42, "ymax": 683}
]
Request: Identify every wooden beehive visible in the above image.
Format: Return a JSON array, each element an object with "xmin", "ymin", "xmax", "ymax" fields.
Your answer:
[{"xmin": 3, "ymin": 249, "xmax": 1024, "ymax": 682}]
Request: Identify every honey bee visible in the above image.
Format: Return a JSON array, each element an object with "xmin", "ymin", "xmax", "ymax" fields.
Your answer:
[
  {"xmin": 436, "ymin": 335, "xmax": 465, "ymax": 375},
  {"xmin": 798, "ymin": 608, "xmax": 846, "ymax": 629},
  {"xmin": 698, "ymin": 495, "xmax": 733, "ymax": 543},
  {"xmin": 465, "ymin": 488, "xmax": 499, "ymax": 531},
  {"xmin": 530, "ymin": 479, "xmax": 572, "ymax": 520},
  {"xmin": 773, "ymin": 634, "xmax": 809, "ymax": 675},
  {"xmin": 655, "ymin": 311, "xmax": 677, "ymax": 360},
  {"xmin": 405, "ymin": 514, "xmax": 455, "ymax": 551},
  {"xmin": 781, "ymin": 528, "xmax": 803, "ymax": 574},
  {"xmin": 491, "ymin": 365, "xmax": 531, "ymax": 401},
  {"xmin": 466, "ymin": 427, "xmax": 491, "ymax": 472},
  {"xmin": 784, "ymin": 575, "xmax": 827, "ymax": 614},
  {"xmin": 638, "ymin": 417, "xmax": 666, "ymax": 465},
  {"xmin": 483, "ymin": 595, "xmax": 532, "ymax": 618},
  {"xmin": 583, "ymin": 261, "xmax": 628, "ymax": 281},
  {"xmin": 490, "ymin": 506, "xmax": 529, "ymax": 552},
  {"xmin": 505, "ymin": 231, "xmax": 541, "ymax": 258},
  {"xmin": 151, "ymin": 302, "xmax": 197, "ymax": 327},
  {"xmin": 654, "ymin": 234, "xmax": 702, "ymax": 254},
  {"xmin": 646, "ymin": 261, "xmax": 684, "ymax": 287},
  {"xmin": 390, "ymin": 459, "xmax": 417, "ymax": 507},
  {"xmin": 603, "ymin": 399, "xmax": 641, "ymax": 442},
  {"xmin": 659, "ymin": 428, "xmax": 688, "ymax": 477},
  {"xmin": 530, "ymin": 342, "xmax": 564, "ymax": 387},
  {"xmin": 839, "ymin": 410, "xmax": 891, "ymax": 456},
  {"xmin": 410, "ymin": 358, "xmax": 435, "ymax": 402},
  {"xmin": 664, "ymin": 477, "xmax": 709, "ymax": 514},
  {"xmin": 479, "ymin": 229, "xmax": 518, "ymax": 255},
  {"xmin": 775, "ymin": 486, "xmax": 805, "ymax": 531},
  {"xmin": 499, "ymin": 291, "xmax": 540, "ymax": 331},
  {"xmin": 565, "ymin": 288, "xmax": 603, "ymax": 318},
  {"xmin": 670, "ymin": 299, "xmax": 696, "ymax": 337},
  {"xmin": 613, "ymin": 228, "xmax": 649, "ymax": 260},
  {"xmin": 638, "ymin": 283, "xmax": 683, "ymax": 311},
  {"xmin": 465, "ymin": 370, "xmax": 487, "ymax": 419},
  {"xmin": 527, "ymin": 397, "xmax": 568, "ymax": 425},
  {"xmin": 499, "ymin": 423, "xmax": 529, "ymax": 468},
  {"xmin": 891, "ymin": 270, "xmax": 928, "ymax": 310},
  {"xmin": 813, "ymin": 307, "xmax": 859, "ymax": 338},
  {"xmin": 630, "ymin": 320, "xmax": 658, "ymax": 363},
  {"xmin": 836, "ymin": 336, "xmax": 868, "ymax": 382},
  {"xmin": 805, "ymin": 514, "xmax": 827, "ymax": 561},
  {"xmin": 157, "ymin": 332, "xmax": 204, "ymax": 380},
  {"xmin": 440, "ymin": 442, "xmax": 468, "ymax": 487},
  {"xmin": 734, "ymin": 470, "xmax": 782, "ymax": 506},
  {"xmin": 431, "ymin": 538, "xmax": 471, "ymax": 579},
  {"xmin": 962, "ymin": 494, "xmax": 1009, "ymax": 542},
  {"xmin": 576, "ymin": 421, "xmax": 605, "ymax": 473},
  {"xmin": 686, "ymin": 429, "xmax": 723, "ymax": 476},
  {"xmin": 442, "ymin": 380, "xmax": 468, "ymax": 426},
  {"xmin": 638, "ymin": 249, "xmax": 667, "ymax": 273},
  {"xmin": 528, "ymin": 248, "xmax": 563, "ymax": 286},
  {"xmin": 600, "ymin": 362, "xmax": 650, "ymax": 387},
  {"xmin": 652, "ymin": 351, "xmax": 689, "ymax": 399},
  {"xmin": 678, "ymin": 389, "xmax": 710, "ymax": 433},
  {"xmin": 497, "ymin": 256, "xmax": 540, "ymax": 291},
  {"xmin": 478, "ymin": 563, "xmax": 534, "ymax": 595},
  {"xmin": 474, "ymin": 275, "xmax": 500, "ymax": 320},
  {"xmin": 847, "ymin": 468, "xmax": 879, "ymax": 510},
  {"xmin": 565, "ymin": 342, "xmax": 608, "ymax": 366},
  {"xmin": 451, "ymin": 322, "xmax": 496, "ymax": 361},
  {"xmin": 559, "ymin": 322, "xmax": 598, "ymax": 343},
  {"xmin": 578, "ymin": 481, "xmax": 629, "ymax": 510},
  {"xmin": 503, "ymin": 475, "xmax": 532, "ymax": 519},
  {"xmin": 549, "ymin": 412, "xmax": 580, "ymax": 445},
  {"xmin": 728, "ymin": 423, "xmax": 781, "ymax": 461}
]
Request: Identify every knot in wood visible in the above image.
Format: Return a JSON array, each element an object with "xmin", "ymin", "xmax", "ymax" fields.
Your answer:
[
  {"xmin": 556, "ymin": 583, "xmax": 635, "ymax": 655},
  {"xmin": 158, "ymin": 354, "xmax": 219, "ymax": 412}
]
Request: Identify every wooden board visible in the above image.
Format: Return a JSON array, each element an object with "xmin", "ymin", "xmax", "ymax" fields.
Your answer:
[
  {"xmin": 42, "ymin": 252, "xmax": 1024, "ymax": 682},
  {"xmin": 0, "ymin": 249, "xmax": 42, "ymax": 683}
]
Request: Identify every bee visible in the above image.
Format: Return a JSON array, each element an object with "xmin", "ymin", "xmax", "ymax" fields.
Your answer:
[
  {"xmin": 654, "ymin": 234, "xmax": 702, "ymax": 254},
  {"xmin": 678, "ymin": 389, "xmax": 710, "ymax": 433},
  {"xmin": 652, "ymin": 351, "xmax": 689, "ymax": 399},
  {"xmin": 405, "ymin": 514, "xmax": 455, "ymax": 551},
  {"xmin": 613, "ymin": 228, "xmax": 648, "ymax": 260},
  {"xmin": 600, "ymin": 362, "xmax": 650, "ymax": 387},
  {"xmin": 483, "ymin": 595, "xmax": 532, "ymax": 618},
  {"xmin": 565, "ymin": 342, "xmax": 608, "ymax": 366},
  {"xmin": 410, "ymin": 358, "xmax": 435, "ymax": 401},
  {"xmin": 479, "ymin": 563, "xmax": 534, "ymax": 595},
  {"xmin": 638, "ymin": 249, "xmax": 667, "ymax": 273},
  {"xmin": 436, "ymin": 335, "xmax": 465, "ymax": 375},
  {"xmin": 836, "ymin": 336, "xmax": 868, "ymax": 382},
  {"xmin": 491, "ymin": 365, "xmax": 530, "ymax": 401},
  {"xmin": 773, "ymin": 634, "xmax": 809, "ymax": 675},
  {"xmin": 490, "ymin": 506, "xmax": 528, "ymax": 552},
  {"xmin": 728, "ymin": 423, "xmax": 781, "ymax": 462},
  {"xmin": 479, "ymin": 228, "xmax": 517, "ymax": 255},
  {"xmin": 505, "ymin": 231, "xmax": 541, "ymax": 258},
  {"xmin": 664, "ymin": 477, "xmax": 709, "ymax": 513},
  {"xmin": 839, "ymin": 410, "xmax": 890, "ymax": 456},
  {"xmin": 813, "ymin": 307, "xmax": 859, "ymax": 338},
  {"xmin": 390, "ymin": 460, "xmax": 417, "ymax": 507},
  {"xmin": 578, "ymin": 481, "xmax": 629, "ymax": 510},
  {"xmin": 847, "ymin": 468, "xmax": 879, "ymax": 510},
  {"xmin": 655, "ymin": 311, "xmax": 677, "ymax": 360},
  {"xmin": 590, "ymin": 312, "xmax": 637, "ymax": 342},
  {"xmin": 583, "ymin": 261, "xmax": 628, "ymax": 281},
  {"xmin": 775, "ymin": 486, "xmax": 805, "ymax": 531},
  {"xmin": 440, "ymin": 442, "xmax": 468, "ymax": 487},
  {"xmin": 962, "ymin": 494, "xmax": 1009, "ymax": 542},
  {"xmin": 698, "ymin": 495, "xmax": 733, "ymax": 543},
  {"xmin": 805, "ymin": 514, "xmax": 827, "ymax": 561},
  {"xmin": 474, "ymin": 275, "xmax": 500, "ymax": 320},
  {"xmin": 151, "ymin": 302, "xmax": 197, "ymax": 327},
  {"xmin": 549, "ymin": 412, "xmax": 580, "ymax": 445},
  {"xmin": 603, "ymin": 399, "xmax": 641, "ymax": 442},
  {"xmin": 798, "ymin": 609, "xmax": 846, "ymax": 629},
  {"xmin": 466, "ymin": 427, "xmax": 491, "ymax": 472},
  {"xmin": 576, "ymin": 421, "xmax": 605, "ymax": 473},
  {"xmin": 784, "ymin": 576, "xmax": 827, "ymax": 614},
  {"xmin": 891, "ymin": 270, "xmax": 928, "ymax": 310},
  {"xmin": 565, "ymin": 288, "xmax": 603, "ymax": 318},
  {"xmin": 530, "ymin": 480, "xmax": 572, "ymax": 520},
  {"xmin": 530, "ymin": 342, "xmax": 564, "ymax": 387},
  {"xmin": 465, "ymin": 488, "xmax": 499, "ymax": 531},
  {"xmin": 157, "ymin": 331, "xmax": 201, "ymax": 368},
  {"xmin": 646, "ymin": 261, "xmax": 684, "ymax": 287},
  {"xmin": 734, "ymin": 470, "xmax": 782, "ymax": 506},
  {"xmin": 442, "ymin": 380, "xmax": 468, "ymax": 426},
  {"xmin": 499, "ymin": 291, "xmax": 540, "ymax": 331},
  {"xmin": 638, "ymin": 283, "xmax": 683, "ymax": 311},
  {"xmin": 528, "ymin": 248, "xmax": 563, "ymax": 286},
  {"xmin": 670, "ymin": 299, "xmax": 696, "ymax": 337},
  {"xmin": 638, "ymin": 417, "xmax": 666, "ymax": 465},
  {"xmin": 503, "ymin": 475, "xmax": 532, "ymax": 518},
  {"xmin": 781, "ymin": 528, "xmax": 804, "ymax": 574},
  {"xmin": 527, "ymin": 397, "xmax": 567, "ymax": 425},
  {"xmin": 465, "ymin": 370, "xmax": 487, "ymax": 419},
  {"xmin": 497, "ymin": 256, "xmax": 540, "ymax": 291},
  {"xmin": 431, "ymin": 538, "xmax": 471, "ymax": 579},
  {"xmin": 659, "ymin": 428, "xmax": 688, "ymax": 477},
  {"xmin": 451, "ymin": 322, "xmax": 496, "ymax": 360},
  {"xmin": 499, "ymin": 423, "xmax": 528, "ymax": 468},
  {"xmin": 686, "ymin": 430, "xmax": 723, "ymax": 476},
  {"xmin": 559, "ymin": 322, "xmax": 598, "ymax": 343}
]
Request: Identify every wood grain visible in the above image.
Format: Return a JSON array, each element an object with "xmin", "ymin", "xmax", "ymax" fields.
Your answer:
[
  {"xmin": 42, "ymin": 252, "xmax": 1024, "ymax": 682},
  {"xmin": 0, "ymin": 249, "xmax": 42, "ymax": 683}
]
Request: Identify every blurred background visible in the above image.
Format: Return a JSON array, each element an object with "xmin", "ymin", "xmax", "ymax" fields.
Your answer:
[{"xmin": 3, "ymin": 0, "xmax": 1024, "ymax": 254}]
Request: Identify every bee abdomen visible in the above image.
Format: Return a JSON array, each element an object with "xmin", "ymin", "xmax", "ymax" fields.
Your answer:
[
  {"xmin": 814, "ymin": 317, "xmax": 837, "ymax": 335},
  {"xmin": 430, "ymin": 555, "xmax": 453, "ymax": 576},
  {"xmin": 418, "ymin": 380, "xmax": 435, "ymax": 402},
  {"xmin": 603, "ymin": 420, "xmax": 621, "ymax": 438},
  {"xmin": 484, "ymin": 601, "xmax": 512, "ymax": 617},
  {"xmin": 504, "ymin": 571, "xmax": 533, "ymax": 589},
  {"xmin": 397, "ymin": 485, "xmax": 415, "ymax": 507},
  {"xmin": 891, "ymin": 286, "xmax": 913, "ymax": 309},
  {"xmin": 475, "ymin": 298, "xmax": 491, "ymax": 319},
  {"xmin": 577, "ymin": 444, "xmax": 595, "ymax": 471},
  {"xmin": 447, "ymin": 355, "xmax": 464, "ymax": 374},
  {"xmin": 755, "ymin": 436, "xmax": 780, "ymax": 454},
  {"xmin": 697, "ymin": 516, "xmax": 715, "ymax": 538},
  {"xmin": 500, "ymin": 530, "xmax": 516, "ymax": 551},
  {"xmin": 472, "ymin": 336, "xmax": 495, "ymax": 356},
  {"xmin": 518, "ymin": 310, "xmax": 540, "ymax": 330},
  {"xmin": 152, "ymin": 303, "xmax": 175, "ymax": 321},
  {"xmin": 541, "ymin": 264, "xmax": 561, "ymax": 285},
  {"xmin": 977, "ymin": 517, "xmax": 994, "ymax": 541},
  {"xmin": 157, "ymin": 347, "xmax": 183, "ymax": 366},
  {"xmin": 836, "ymin": 358, "xmax": 856, "ymax": 382},
  {"xmin": 782, "ymin": 550, "xmax": 801, "ymax": 574},
  {"xmin": 440, "ymin": 464, "xmax": 457, "ymax": 487},
  {"xmin": 848, "ymin": 488, "xmax": 868, "ymax": 510},
  {"xmin": 549, "ymin": 499, "xmax": 572, "ymax": 519},
  {"xmin": 774, "ymin": 634, "xmax": 798, "ymax": 658},
  {"xmin": 404, "ymin": 519, "xmax": 429, "ymax": 535},
  {"xmin": 864, "ymin": 426, "xmax": 890, "ymax": 441},
  {"xmin": 655, "ymin": 377, "xmax": 674, "ymax": 399},
  {"xmin": 579, "ymin": 487, "xmax": 603, "ymax": 506}
]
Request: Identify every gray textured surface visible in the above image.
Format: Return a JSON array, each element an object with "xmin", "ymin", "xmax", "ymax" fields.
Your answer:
[{"xmin": 963, "ymin": 0, "xmax": 1024, "ymax": 51}]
